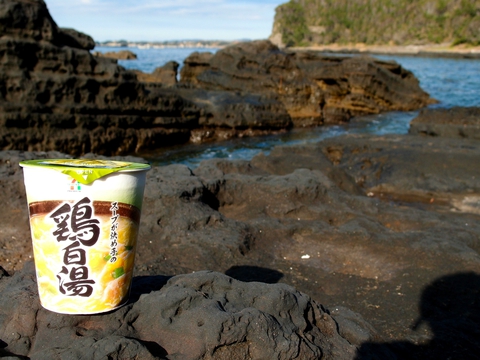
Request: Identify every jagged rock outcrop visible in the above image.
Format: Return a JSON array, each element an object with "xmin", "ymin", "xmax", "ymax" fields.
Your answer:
[
  {"xmin": 0, "ymin": 261, "xmax": 380, "ymax": 359},
  {"xmin": 0, "ymin": 0, "xmax": 201, "ymax": 156},
  {"xmin": 0, "ymin": 0, "xmax": 94, "ymax": 49},
  {"xmin": 180, "ymin": 40, "xmax": 436, "ymax": 126}
]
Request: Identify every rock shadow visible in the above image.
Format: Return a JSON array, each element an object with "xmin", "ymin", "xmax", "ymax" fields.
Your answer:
[
  {"xmin": 128, "ymin": 337, "xmax": 168, "ymax": 358},
  {"xmin": 129, "ymin": 275, "xmax": 172, "ymax": 303},
  {"xmin": 0, "ymin": 339, "xmax": 29, "ymax": 359},
  {"xmin": 225, "ymin": 265, "xmax": 284, "ymax": 284},
  {"xmin": 355, "ymin": 272, "xmax": 480, "ymax": 360}
]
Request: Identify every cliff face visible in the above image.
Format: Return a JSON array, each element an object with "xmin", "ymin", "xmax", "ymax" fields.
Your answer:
[
  {"xmin": 0, "ymin": 0, "xmax": 201, "ymax": 156},
  {"xmin": 270, "ymin": 0, "xmax": 480, "ymax": 47}
]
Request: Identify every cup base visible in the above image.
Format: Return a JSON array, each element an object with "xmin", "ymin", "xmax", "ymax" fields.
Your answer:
[{"xmin": 39, "ymin": 296, "xmax": 130, "ymax": 315}]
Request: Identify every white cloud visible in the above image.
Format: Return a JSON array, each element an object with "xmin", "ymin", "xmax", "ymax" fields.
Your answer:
[{"xmin": 45, "ymin": 0, "xmax": 282, "ymax": 41}]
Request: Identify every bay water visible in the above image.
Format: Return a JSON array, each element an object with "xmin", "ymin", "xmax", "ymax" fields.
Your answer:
[{"xmin": 95, "ymin": 46, "xmax": 480, "ymax": 168}]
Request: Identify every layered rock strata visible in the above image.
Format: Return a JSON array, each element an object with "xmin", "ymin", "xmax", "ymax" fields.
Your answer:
[
  {"xmin": 180, "ymin": 40, "xmax": 436, "ymax": 127},
  {"xmin": 0, "ymin": 0, "xmax": 205, "ymax": 156},
  {"xmin": 1, "ymin": 0, "xmax": 435, "ymax": 156}
]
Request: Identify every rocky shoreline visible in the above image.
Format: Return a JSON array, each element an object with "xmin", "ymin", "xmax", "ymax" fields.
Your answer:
[
  {"xmin": 1, "ymin": 0, "xmax": 480, "ymax": 359},
  {"xmin": 0, "ymin": 0, "xmax": 435, "ymax": 157},
  {"xmin": 289, "ymin": 43, "xmax": 480, "ymax": 59}
]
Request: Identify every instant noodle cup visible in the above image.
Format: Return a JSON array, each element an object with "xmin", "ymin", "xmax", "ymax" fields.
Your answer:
[{"xmin": 19, "ymin": 159, "xmax": 150, "ymax": 315}]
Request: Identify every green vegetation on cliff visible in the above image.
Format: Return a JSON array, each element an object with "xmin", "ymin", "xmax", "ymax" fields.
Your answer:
[
  {"xmin": 271, "ymin": 0, "xmax": 480, "ymax": 47},
  {"xmin": 274, "ymin": 2, "xmax": 310, "ymax": 47}
]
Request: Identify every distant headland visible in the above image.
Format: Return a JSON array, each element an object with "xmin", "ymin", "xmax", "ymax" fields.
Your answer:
[{"xmin": 270, "ymin": 0, "xmax": 480, "ymax": 50}]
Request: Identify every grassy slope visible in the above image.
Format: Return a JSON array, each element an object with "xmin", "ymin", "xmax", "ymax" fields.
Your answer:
[{"xmin": 273, "ymin": 0, "xmax": 480, "ymax": 47}]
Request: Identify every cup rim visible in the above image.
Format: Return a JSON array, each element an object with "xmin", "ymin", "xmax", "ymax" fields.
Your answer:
[{"xmin": 19, "ymin": 159, "xmax": 151, "ymax": 172}]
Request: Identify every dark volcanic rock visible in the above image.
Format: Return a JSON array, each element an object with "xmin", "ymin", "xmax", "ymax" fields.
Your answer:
[
  {"xmin": 0, "ymin": 0, "xmax": 92, "ymax": 50},
  {"xmin": 154, "ymin": 61, "xmax": 179, "ymax": 85},
  {"xmin": 134, "ymin": 61, "xmax": 179, "ymax": 85},
  {"xmin": 0, "ymin": 262, "xmax": 366, "ymax": 359},
  {"xmin": 1, "ymin": 130, "xmax": 480, "ymax": 358},
  {"xmin": 317, "ymin": 133, "xmax": 480, "ymax": 212},
  {"xmin": 135, "ymin": 163, "xmax": 257, "ymax": 275},
  {"xmin": 140, "ymin": 134, "xmax": 479, "ymax": 349},
  {"xmin": 180, "ymin": 40, "xmax": 436, "ymax": 125},
  {"xmin": 174, "ymin": 89, "xmax": 292, "ymax": 143},
  {"xmin": 180, "ymin": 51, "xmax": 215, "ymax": 85},
  {"xmin": 0, "ymin": 0, "xmax": 200, "ymax": 156},
  {"xmin": 93, "ymin": 49, "xmax": 138, "ymax": 60},
  {"xmin": 57, "ymin": 27, "xmax": 95, "ymax": 51},
  {"xmin": 409, "ymin": 106, "xmax": 480, "ymax": 140},
  {"xmin": 0, "ymin": 1, "xmax": 290, "ymax": 156}
]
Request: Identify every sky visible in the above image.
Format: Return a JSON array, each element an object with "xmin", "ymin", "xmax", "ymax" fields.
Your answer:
[{"xmin": 45, "ymin": 0, "xmax": 284, "ymax": 42}]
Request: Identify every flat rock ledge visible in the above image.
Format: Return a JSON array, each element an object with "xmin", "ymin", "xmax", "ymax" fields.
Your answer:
[
  {"xmin": 409, "ymin": 106, "xmax": 480, "ymax": 140},
  {"xmin": 0, "ymin": 262, "xmax": 388, "ymax": 360},
  {"xmin": 1, "ymin": 129, "xmax": 480, "ymax": 358}
]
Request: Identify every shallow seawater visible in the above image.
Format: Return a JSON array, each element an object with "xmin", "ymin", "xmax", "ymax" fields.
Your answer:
[
  {"xmin": 139, "ymin": 110, "xmax": 417, "ymax": 168},
  {"xmin": 94, "ymin": 46, "xmax": 480, "ymax": 168}
]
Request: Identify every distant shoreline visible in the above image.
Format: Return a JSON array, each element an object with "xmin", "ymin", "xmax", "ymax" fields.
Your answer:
[
  {"xmin": 95, "ymin": 40, "xmax": 232, "ymax": 49},
  {"xmin": 96, "ymin": 40, "xmax": 480, "ymax": 59},
  {"xmin": 288, "ymin": 43, "xmax": 480, "ymax": 59}
]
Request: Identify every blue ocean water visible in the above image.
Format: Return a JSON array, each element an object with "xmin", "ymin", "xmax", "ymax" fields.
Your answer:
[
  {"xmin": 94, "ymin": 46, "xmax": 480, "ymax": 167},
  {"xmin": 94, "ymin": 46, "xmax": 218, "ymax": 74}
]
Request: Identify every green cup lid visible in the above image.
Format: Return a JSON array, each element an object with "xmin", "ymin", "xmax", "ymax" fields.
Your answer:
[{"xmin": 20, "ymin": 159, "xmax": 151, "ymax": 184}]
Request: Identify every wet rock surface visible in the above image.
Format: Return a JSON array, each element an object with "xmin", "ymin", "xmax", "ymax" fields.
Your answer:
[
  {"xmin": 1, "ymin": 0, "xmax": 434, "ymax": 156},
  {"xmin": 1, "ymin": 129, "xmax": 479, "ymax": 358},
  {"xmin": 319, "ymin": 133, "xmax": 480, "ymax": 212}
]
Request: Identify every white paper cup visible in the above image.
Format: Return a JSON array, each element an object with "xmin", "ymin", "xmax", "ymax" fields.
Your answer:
[{"xmin": 20, "ymin": 159, "xmax": 150, "ymax": 314}]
